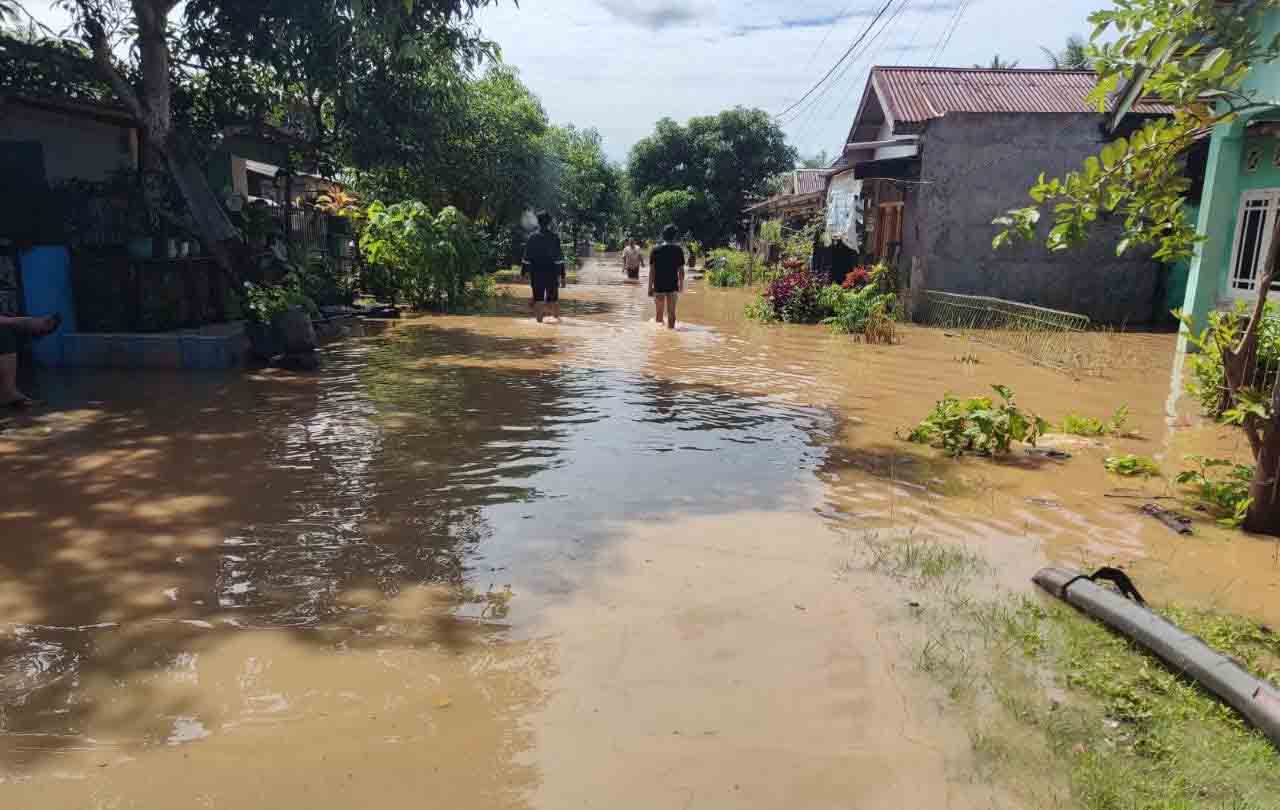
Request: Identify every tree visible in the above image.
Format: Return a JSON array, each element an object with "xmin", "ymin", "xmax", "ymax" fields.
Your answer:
[
  {"xmin": 992, "ymin": 0, "xmax": 1280, "ymax": 533},
  {"xmin": 800, "ymin": 150, "xmax": 830, "ymax": 169},
  {"xmin": 55, "ymin": 0, "xmax": 243, "ymax": 274},
  {"xmin": 543, "ymin": 125, "xmax": 623, "ymax": 251},
  {"xmin": 1040, "ymin": 34, "xmax": 1090, "ymax": 69},
  {"xmin": 646, "ymin": 189, "xmax": 698, "ymax": 233},
  {"xmin": 53, "ymin": 0, "xmax": 494, "ymax": 275},
  {"xmin": 977, "ymin": 55, "xmax": 1019, "ymax": 69},
  {"xmin": 628, "ymin": 108, "xmax": 795, "ymax": 246}
]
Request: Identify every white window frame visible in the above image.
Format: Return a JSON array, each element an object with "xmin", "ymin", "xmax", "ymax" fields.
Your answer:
[{"xmin": 1228, "ymin": 188, "xmax": 1280, "ymax": 299}]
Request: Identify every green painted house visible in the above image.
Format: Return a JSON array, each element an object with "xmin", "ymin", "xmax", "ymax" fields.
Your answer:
[{"xmin": 1179, "ymin": 9, "xmax": 1280, "ymax": 331}]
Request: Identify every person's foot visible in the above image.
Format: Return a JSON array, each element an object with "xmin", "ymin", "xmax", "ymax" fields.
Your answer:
[{"xmin": 28, "ymin": 313, "xmax": 61, "ymax": 337}]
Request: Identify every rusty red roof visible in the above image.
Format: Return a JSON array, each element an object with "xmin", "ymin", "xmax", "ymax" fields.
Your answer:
[
  {"xmin": 871, "ymin": 67, "xmax": 1175, "ymax": 124},
  {"xmin": 795, "ymin": 169, "xmax": 827, "ymax": 195}
]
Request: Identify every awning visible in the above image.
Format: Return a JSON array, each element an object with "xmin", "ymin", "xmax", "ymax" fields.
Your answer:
[{"xmin": 854, "ymin": 156, "xmax": 919, "ymax": 181}]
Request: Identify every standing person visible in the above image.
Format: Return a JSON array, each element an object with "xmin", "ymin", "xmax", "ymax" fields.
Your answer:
[
  {"xmin": 522, "ymin": 212, "xmax": 566, "ymax": 323},
  {"xmin": 648, "ymin": 224, "xmax": 685, "ymax": 329},
  {"xmin": 0, "ymin": 313, "xmax": 60, "ymax": 407},
  {"xmin": 621, "ymin": 238, "xmax": 644, "ymax": 281}
]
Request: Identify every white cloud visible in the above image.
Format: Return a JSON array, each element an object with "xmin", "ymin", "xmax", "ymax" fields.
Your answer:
[
  {"xmin": 480, "ymin": 0, "xmax": 1113, "ymax": 162},
  {"xmin": 593, "ymin": 0, "xmax": 703, "ymax": 30}
]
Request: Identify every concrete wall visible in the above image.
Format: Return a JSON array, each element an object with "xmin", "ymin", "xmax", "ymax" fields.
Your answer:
[
  {"xmin": 0, "ymin": 105, "xmax": 136, "ymax": 183},
  {"xmin": 913, "ymin": 112, "xmax": 1162, "ymax": 324}
]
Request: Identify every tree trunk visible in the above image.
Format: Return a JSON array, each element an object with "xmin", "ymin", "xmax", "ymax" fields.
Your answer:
[
  {"xmin": 85, "ymin": 0, "xmax": 241, "ymax": 276},
  {"xmin": 1245, "ymin": 436, "xmax": 1280, "ymax": 534},
  {"xmin": 1229, "ymin": 210, "xmax": 1280, "ymax": 533}
]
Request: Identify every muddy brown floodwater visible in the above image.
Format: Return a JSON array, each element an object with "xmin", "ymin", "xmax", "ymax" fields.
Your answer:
[{"xmin": 1, "ymin": 258, "xmax": 1277, "ymax": 808}]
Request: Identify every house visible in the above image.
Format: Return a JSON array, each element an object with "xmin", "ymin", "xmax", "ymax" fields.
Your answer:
[
  {"xmin": 1174, "ymin": 8, "xmax": 1280, "ymax": 332},
  {"xmin": 0, "ymin": 93, "xmax": 141, "ymax": 243},
  {"xmin": 829, "ymin": 66, "xmax": 1174, "ymax": 323},
  {"xmin": 744, "ymin": 169, "xmax": 831, "ymax": 221}
]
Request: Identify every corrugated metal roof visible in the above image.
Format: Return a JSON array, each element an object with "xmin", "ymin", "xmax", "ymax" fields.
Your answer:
[
  {"xmin": 795, "ymin": 169, "xmax": 828, "ymax": 195},
  {"xmin": 872, "ymin": 67, "xmax": 1175, "ymax": 124}
]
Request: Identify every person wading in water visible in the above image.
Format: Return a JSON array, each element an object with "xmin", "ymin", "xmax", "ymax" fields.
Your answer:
[
  {"xmin": 522, "ymin": 212, "xmax": 566, "ymax": 323},
  {"xmin": 648, "ymin": 224, "xmax": 685, "ymax": 329},
  {"xmin": 621, "ymin": 237, "xmax": 644, "ymax": 281}
]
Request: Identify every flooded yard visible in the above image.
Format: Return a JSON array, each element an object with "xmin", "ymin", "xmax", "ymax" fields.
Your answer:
[{"xmin": 2, "ymin": 258, "xmax": 1276, "ymax": 808}]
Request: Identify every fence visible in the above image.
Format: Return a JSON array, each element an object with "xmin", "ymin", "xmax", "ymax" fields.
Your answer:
[
  {"xmin": 70, "ymin": 252, "xmax": 235, "ymax": 333},
  {"xmin": 916, "ymin": 290, "xmax": 1092, "ymax": 369}
]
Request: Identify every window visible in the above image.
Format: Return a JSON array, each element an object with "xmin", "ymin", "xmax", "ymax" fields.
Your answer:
[{"xmin": 1228, "ymin": 189, "xmax": 1280, "ymax": 298}]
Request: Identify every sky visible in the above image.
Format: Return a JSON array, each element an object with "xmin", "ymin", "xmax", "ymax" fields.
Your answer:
[
  {"xmin": 21, "ymin": 0, "xmax": 1112, "ymax": 163},
  {"xmin": 476, "ymin": 0, "xmax": 1113, "ymax": 161}
]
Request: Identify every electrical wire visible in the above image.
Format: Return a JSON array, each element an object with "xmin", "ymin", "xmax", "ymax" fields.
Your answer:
[
  {"xmin": 785, "ymin": 0, "xmax": 914, "ymax": 154},
  {"xmin": 780, "ymin": 0, "xmax": 908, "ymax": 130},
  {"xmin": 773, "ymin": 0, "xmax": 897, "ymax": 120}
]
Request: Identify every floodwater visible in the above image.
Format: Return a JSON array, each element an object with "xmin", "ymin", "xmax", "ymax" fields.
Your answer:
[{"xmin": 1, "ymin": 257, "xmax": 1276, "ymax": 808}]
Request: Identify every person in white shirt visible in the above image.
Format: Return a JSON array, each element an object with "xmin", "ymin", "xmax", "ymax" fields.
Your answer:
[{"xmin": 621, "ymin": 238, "xmax": 645, "ymax": 281}]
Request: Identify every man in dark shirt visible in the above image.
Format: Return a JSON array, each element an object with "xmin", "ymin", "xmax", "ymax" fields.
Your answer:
[
  {"xmin": 648, "ymin": 224, "xmax": 685, "ymax": 329},
  {"xmin": 522, "ymin": 212, "xmax": 566, "ymax": 323}
]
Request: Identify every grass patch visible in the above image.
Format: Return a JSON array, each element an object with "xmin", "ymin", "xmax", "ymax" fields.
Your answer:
[
  {"xmin": 859, "ymin": 532, "xmax": 986, "ymax": 581},
  {"xmin": 1062, "ymin": 405, "xmax": 1133, "ymax": 438},
  {"xmin": 1104, "ymin": 454, "xmax": 1161, "ymax": 477},
  {"xmin": 851, "ymin": 535, "xmax": 1280, "ymax": 809}
]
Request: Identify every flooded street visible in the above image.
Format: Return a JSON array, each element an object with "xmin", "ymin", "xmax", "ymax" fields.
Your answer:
[{"xmin": 3, "ymin": 258, "xmax": 1278, "ymax": 808}]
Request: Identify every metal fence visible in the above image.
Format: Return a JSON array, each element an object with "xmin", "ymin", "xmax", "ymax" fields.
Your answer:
[{"xmin": 916, "ymin": 290, "xmax": 1091, "ymax": 369}]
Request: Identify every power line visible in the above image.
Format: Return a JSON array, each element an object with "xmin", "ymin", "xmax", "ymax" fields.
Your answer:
[
  {"xmin": 799, "ymin": 0, "xmax": 915, "ymax": 155},
  {"xmin": 783, "ymin": 0, "xmax": 913, "ymax": 155},
  {"xmin": 927, "ymin": 0, "xmax": 971, "ymax": 66},
  {"xmin": 780, "ymin": 0, "xmax": 909, "ymax": 130},
  {"xmin": 797, "ymin": 0, "xmax": 861, "ymax": 79},
  {"xmin": 773, "ymin": 0, "xmax": 898, "ymax": 121}
]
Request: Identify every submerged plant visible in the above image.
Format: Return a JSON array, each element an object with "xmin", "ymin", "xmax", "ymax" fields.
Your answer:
[
  {"xmin": 905, "ymin": 385, "xmax": 1048, "ymax": 456},
  {"xmin": 1061, "ymin": 405, "xmax": 1132, "ymax": 437},
  {"xmin": 1103, "ymin": 454, "xmax": 1160, "ymax": 477},
  {"xmin": 1176, "ymin": 455, "xmax": 1254, "ymax": 528}
]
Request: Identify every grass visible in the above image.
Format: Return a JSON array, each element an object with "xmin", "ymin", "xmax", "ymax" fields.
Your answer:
[
  {"xmin": 859, "ymin": 531, "xmax": 987, "ymax": 581},
  {"xmin": 492, "ymin": 267, "xmax": 579, "ymax": 285},
  {"xmin": 848, "ymin": 533, "xmax": 1280, "ymax": 810},
  {"xmin": 1104, "ymin": 454, "xmax": 1161, "ymax": 477}
]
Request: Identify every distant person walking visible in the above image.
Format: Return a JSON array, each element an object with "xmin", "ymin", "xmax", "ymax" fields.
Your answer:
[
  {"xmin": 648, "ymin": 224, "xmax": 685, "ymax": 329},
  {"xmin": 621, "ymin": 238, "xmax": 645, "ymax": 281},
  {"xmin": 522, "ymin": 212, "xmax": 566, "ymax": 323}
]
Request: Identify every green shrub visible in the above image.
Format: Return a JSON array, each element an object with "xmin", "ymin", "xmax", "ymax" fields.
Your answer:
[
  {"xmin": 905, "ymin": 385, "xmax": 1048, "ymax": 456},
  {"xmin": 244, "ymin": 273, "xmax": 316, "ymax": 324},
  {"xmin": 1176, "ymin": 455, "xmax": 1254, "ymax": 527},
  {"xmin": 1180, "ymin": 302, "xmax": 1280, "ymax": 417},
  {"xmin": 706, "ymin": 248, "xmax": 749, "ymax": 287},
  {"xmin": 1061, "ymin": 405, "xmax": 1131, "ymax": 437},
  {"xmin": 1103, "ymin": 454, "xmax": 1161, "ymax": 477},
  {"xmin": 822, "ymin": 284, "xmax": 896, "ymax": 340},
  {"xmin": 744, "ymin": 295, "xmax": 776, "ymax": 322},
  {"xmin": 359, "ymin": 201, "xmax": 490, "ymax": 311}
]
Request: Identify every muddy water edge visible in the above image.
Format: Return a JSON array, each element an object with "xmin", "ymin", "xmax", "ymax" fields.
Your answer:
[{"xmin": 0, "ymin": 257, "xmax": 1274, "ymax": 808}]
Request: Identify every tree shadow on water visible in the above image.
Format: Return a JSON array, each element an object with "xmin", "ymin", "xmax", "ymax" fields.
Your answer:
[{"xmin": 1, "ymin": 323, "xmax": 839, "ymax": 768}]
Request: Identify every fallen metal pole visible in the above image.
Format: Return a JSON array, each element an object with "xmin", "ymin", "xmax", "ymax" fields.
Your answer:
[{"xmin": 1033, "ymin": 567, "xmax": 1280, "ymax": 748}]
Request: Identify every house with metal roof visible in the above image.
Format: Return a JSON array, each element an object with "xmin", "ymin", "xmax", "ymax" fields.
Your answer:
[
  {"xmin": 830, "ymin": 66, "xmax": 1173, "ymax": 323},
  {"xmin": 745, "ymin": 168, "xmax": 831, "ymax": 220}
]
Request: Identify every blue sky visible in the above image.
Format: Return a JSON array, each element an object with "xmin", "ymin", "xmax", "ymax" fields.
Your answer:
[
  {"xmin": 477, "ymin": 0, "xmax": 1114, "ymax": 161},
  {"xmin": 23, "ymin": 0, "xmax": 1113, "ymax": 163}
]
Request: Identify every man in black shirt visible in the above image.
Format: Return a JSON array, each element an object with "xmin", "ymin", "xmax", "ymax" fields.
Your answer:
[
  {"xmin": 648, "ymin": 224, "xmax": 685, "ymax": 329},
  {"xmin": 522, "ymin": 212, "xmax": 566, "ymax": 323}
]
